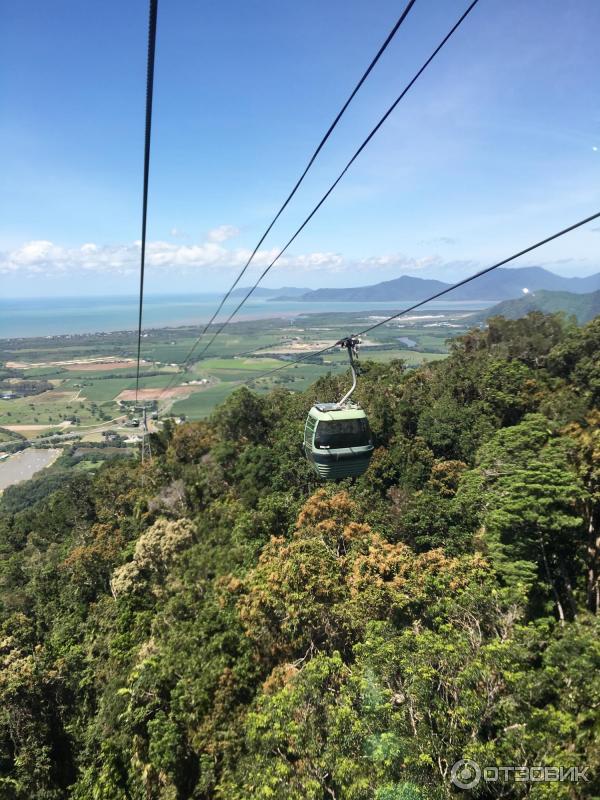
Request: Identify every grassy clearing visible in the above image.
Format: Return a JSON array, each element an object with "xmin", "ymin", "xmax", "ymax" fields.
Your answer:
[
  {"xmin": 193, "ymin": 357, "xmax": 284, "ymax": 371},
  {"xmin": 65, "ymin": 374, "xmax": 176, "ymax": 403},
  {"xmin": 21, "ymin": 366, "xmax": 68, "ymax": 378},
  {"xmin": 361, "ymin": 350, "xmax": 448, "ymax": 365},
  {"xmin": 0, "ymin": 396, "xmax": 99, "ymax": 427},
  {"xmin": 169, "ymin": 362, "xmax": 345, "ymax": 418},
  {"xmin": 0, "ymin": 427, "xmax": 24, "ymax": 443},
  {"xmin": 187, "ymin": 357, "xmax": 287, "ymax": 384},
  {"xmin": 169, "ymin": 383, "xmax": 239, "ymax": 418}
]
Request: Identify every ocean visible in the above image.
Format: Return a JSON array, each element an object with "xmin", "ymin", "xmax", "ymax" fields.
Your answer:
[{"xmin": 0, "ymin": 294, "xmax": 494, "ymax": 339}]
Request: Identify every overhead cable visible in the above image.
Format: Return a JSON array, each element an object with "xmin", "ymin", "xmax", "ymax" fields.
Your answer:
[
  {"xmin": 241, "ymin": 210, "xmax": 600, "ymax": 385},
  {"xmin": 134, "ymin": 0, "xmax": 159, "ymax": 402},
  {"xmin": 161, "ymin": 0, "xmax": 420, "ymax": 390},
  {"xmin": 195, "ymin": 0, "xmax": 481, "ymax": 361}
]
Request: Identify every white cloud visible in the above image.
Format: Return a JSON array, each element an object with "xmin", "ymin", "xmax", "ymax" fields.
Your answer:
[
  {"xmin": 355, "ymin": 254, "xmax": 441, "ymax": 272},
  {"xmin": 0, "ymin": 237, "xmax": 458, "ymax": 280},
  {"xmin": 418, "ymin": 236, "xmax": 458, "ymax": 246},
  {"xmin": 0, "ymin": 237, "xmax": 344, "ymax": 277},
  {"xmin": 278, "ymin": 251, "xmax": 344, "ymax": 271},
  {"xmin": 207, "ymin": 224, "xmax": 240, "ymax": 243},
  {"xmin": 12, "ymin": 240, "xmax": 58, "ymax": 264}
]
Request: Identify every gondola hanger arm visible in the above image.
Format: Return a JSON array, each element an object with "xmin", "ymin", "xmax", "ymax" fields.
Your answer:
[{"xmin": 336, "ymin": 335, "xmax": 361, "ymax": 407}]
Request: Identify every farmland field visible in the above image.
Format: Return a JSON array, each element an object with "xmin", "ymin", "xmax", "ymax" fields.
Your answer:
[{"xmin": 0, "ymin": 307, "xmax": 478, "ymax": 437}]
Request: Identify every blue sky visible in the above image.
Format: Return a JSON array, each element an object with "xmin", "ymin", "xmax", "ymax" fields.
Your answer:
[{"xmin": 1, "ymin": 0, "xmax": 599, "ymax": 297}]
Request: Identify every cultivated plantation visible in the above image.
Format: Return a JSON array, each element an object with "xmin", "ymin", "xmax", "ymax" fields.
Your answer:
[{"xmin": 0, "ymin": 310, "xmax": 460, "ymax": 441}]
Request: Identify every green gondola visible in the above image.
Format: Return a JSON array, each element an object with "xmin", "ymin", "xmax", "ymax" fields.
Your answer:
[
  {"xmin": 304, "ymin": 403, "xmax": 373, "ymax": 480},
  {"xmin": 303, "ymin": 335, "xmax": 374, "ymax": 480}
]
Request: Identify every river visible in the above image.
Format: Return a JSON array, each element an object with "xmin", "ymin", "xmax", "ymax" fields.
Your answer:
[{"xmin": 0, "ymin": 448, "xmax": 61, "ymax": 491}]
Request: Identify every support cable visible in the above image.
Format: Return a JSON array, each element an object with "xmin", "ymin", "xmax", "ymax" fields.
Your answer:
[
  {"xmin": 194, "ymin": 0, "xmax": 481, "ymax": 362},
  {"xmin": 240, "ymin": 210, "xmax": 600, "ymax": 386},
  {"xmin": 135, "ymin": 0, "xmax": 158, "ymax": 402},
  {"xmin": 157, "ymin": 0, "xmax": 419, "ymax": 400}
]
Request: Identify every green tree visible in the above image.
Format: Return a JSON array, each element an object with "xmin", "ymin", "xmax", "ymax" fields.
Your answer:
[{"xmin": 461, "ymin": 414, "xmax": 586, "ymax": 621}]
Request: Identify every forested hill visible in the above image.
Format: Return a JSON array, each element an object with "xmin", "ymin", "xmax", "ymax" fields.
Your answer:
[
  {"xmin": 0, "ymin": 312, "xmax": 599, "ymax": 799},
  {"xmin": 479, "ymin": 288, "xmax": 600, "ymax": 324}
]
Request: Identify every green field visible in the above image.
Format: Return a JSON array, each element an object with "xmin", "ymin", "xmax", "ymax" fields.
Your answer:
[
  {"xmin": 0, "ymin": 396, "xmax": 104, "ymax": 427},
  {"xmin": 0, "ymin": 309, "xmax": 476, "ymax": 433},
  {"xmin": 60, "ymin": 373, "xmax": 175, "ymax": 403},
  {"xmin": 357, "ymin": 350, "xmax": 448, "ymax": 365},
  {"xmin": 170, "ymin": 383, "xmax": 240, "ymax": 418}
]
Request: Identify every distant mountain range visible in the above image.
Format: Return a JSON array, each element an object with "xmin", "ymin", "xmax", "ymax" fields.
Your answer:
[
  {"xmin": 478, "ymin": 289, "xmax": 600, "ymax": 325},
  {"xmin": 268, "ymin": 267, "xmax": 599, "ymax": 303}
]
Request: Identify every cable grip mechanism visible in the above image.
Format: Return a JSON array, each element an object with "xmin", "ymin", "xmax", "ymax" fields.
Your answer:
[{"xmin": 336, "ymin": 335, "xmax": 361, "ymax": 407}]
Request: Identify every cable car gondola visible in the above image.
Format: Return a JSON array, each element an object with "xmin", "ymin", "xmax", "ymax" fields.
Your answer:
[{"xmin": 304, "ymin": 337, "xmax": 374, "ymax": 480}]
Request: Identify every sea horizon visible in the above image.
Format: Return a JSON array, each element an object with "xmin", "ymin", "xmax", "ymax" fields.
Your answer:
[{"xmin": 0, "ymin": 294, "xmax": 494, "ymax": 339}]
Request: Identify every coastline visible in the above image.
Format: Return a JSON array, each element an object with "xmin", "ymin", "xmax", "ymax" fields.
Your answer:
[{"xmin": 0, "ymin": 295, "xmax": 491, "ymax": 340}]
